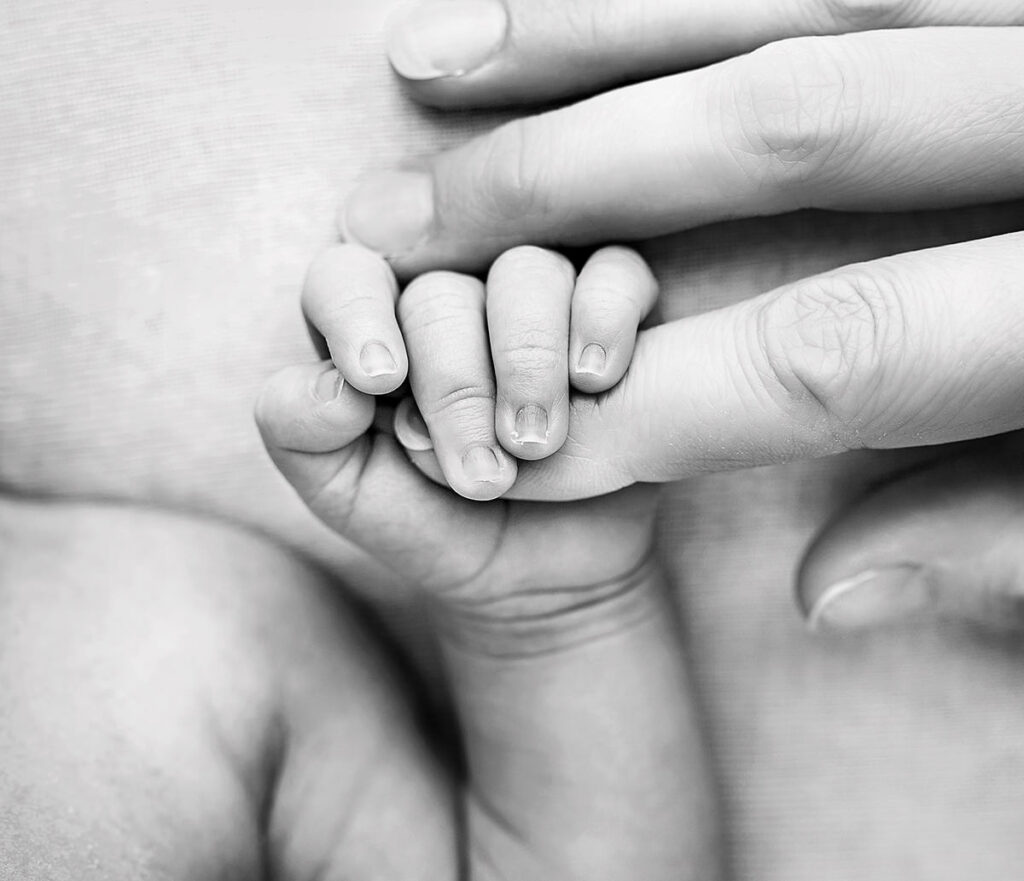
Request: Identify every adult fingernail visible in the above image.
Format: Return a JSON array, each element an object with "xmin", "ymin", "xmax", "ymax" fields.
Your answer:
[
  {"xmin": 315, "ymin": 367, "xmax": 345, "ymax": 401},
  {"xmin": 394, "ymin": 398, "xmax": 434, "ymax": 451},
  {"xmin": 360, "ymin": 341, "xmax": 398, "ymax": 377},
  {"xmin": 512, "ymin": 404, "xmax": 549, "ymax": 445},
  {"xmin": 341, "ymin": 171, "xmax": 435, "ymax": 256},
  {"xmin": 807, "ymin": 564, "xmax": 931, "ymax": 631},
  {"xmin": 577, "ymin": 343, "xmax": 607, "ymax": 376},
  {"xmin": 462, "ymin": 445, "xmax": 503, "ymax": 483},
  {"xmin": 387, "ymin": 0, "xmax": 508, "ymax": 81}
]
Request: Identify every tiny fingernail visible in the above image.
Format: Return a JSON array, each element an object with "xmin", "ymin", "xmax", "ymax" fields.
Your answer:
[
  {"xmin": 394, "ymin": 398, "xmax": 434, "ymax": 452},
  {"xmin": 462, "ymin": 445, "xmax": 503, "ymax": 483},
  {"xmin": 387, "ymin": 0, "xmax": 508, "ymax": 81},
  {"xmin": 359, "ymin": 341, "xmax": 398, "ymax": 377},
  {"xmin": 512, "ymin": 404, "xmax": 549, "ymax": 445},
  {"xmin": 577, "ymin": 343, "xmax": 607, "ymax": 376},
  {"xmin": 315, "ymin": 367, "xmax": 345, "ymax": 401},
  {"xmin": 341, "ymin": 170, "xmax": 435, "ymax": 256},
  {"xmin": 807, "ymin": 564, "xmax": 930, "ymax": 631}
]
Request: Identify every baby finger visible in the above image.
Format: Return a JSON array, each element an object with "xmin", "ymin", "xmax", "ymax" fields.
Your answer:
[{"xmin": 570, "ymin": 246, "xmax": 659, "ymax": 394}]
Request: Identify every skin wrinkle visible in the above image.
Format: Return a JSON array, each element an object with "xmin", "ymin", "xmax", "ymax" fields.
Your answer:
[
  {"xmin": 439, "ymin": 551, "xmax": 656, "ymax": 632},
  {"xmin": 432, "ymin": 499, "xmax": 513, "ymax": 601},
  {"xmin": 7, "ymin": 2, "xmax": 1024, "ymax": 876}
]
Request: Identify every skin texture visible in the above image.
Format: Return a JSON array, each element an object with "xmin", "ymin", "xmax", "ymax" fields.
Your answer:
[
  {"xmin": 0, "ymin": 498, "xmax": 460, "ymax": 881},
  {"xmin": 4, "ymin": 1, "xmax": 1024, "ymax": 876}
]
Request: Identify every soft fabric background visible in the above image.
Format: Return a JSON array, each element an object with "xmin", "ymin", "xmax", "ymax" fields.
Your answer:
[{"xmin": 3, "ymin": 1, "xmax": 1024, "ymax": 874}]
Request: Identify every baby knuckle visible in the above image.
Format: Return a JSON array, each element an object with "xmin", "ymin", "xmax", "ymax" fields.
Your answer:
[
  {"xmin": 494, "ymin": 318, "xmax": 564, "ymax": 353},
  {"xmin": 499, "ymin": 344, "xmax": 565, "ymax": 383},
  {"xmin": 422, "ymin": 384, "xmax": 495, "ymax": 420},
  {"xmin": 576, "ymin": 292, "xmax": 637, "ymax": 334},
  {"xmin": 757, "ymin": 268, "xmax": 908, "ymax": 444},
  {"xmin": 729, "ymin": 37, "xmax": 865, "ymax": 186},
  {"xmin": 399, "ymin": 271, "xmax": 481, "ymax": 322}
]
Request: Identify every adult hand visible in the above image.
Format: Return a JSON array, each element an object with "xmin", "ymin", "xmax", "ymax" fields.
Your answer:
[
  {"xmin": 343, "ymin": 17, "xmax": 1024, "ymax": 278},
  {"xmin": 384, "ymin": 0, "xmax": 1024, "ymax": 108},
  {"xmin": 365, "ymin": 2, "xmax": 1024, "ymax": 645},
  {"xmin": 332, "ymin": 10, "xmax": 1024, "ymax": 502}
]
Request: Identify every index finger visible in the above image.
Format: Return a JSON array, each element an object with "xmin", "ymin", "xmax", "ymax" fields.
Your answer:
[
  {"xmin": 343, "ymin": 27, "xmax": 1024, "ymax": 277},
  {"xmin": 502, "ymin": 232, "xmax": 1024, "ymax": 501},
  {"xmin": 387, "ymin": 0, "xmax": 1024, "ymax": 108}
]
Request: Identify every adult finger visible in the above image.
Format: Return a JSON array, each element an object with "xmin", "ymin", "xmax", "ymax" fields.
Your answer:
[
  {"xmin": 386, "ymin": 0, "xmax": 1024, "ymax": 108},
  {"xmin": 503, "ymin": 232, "xmax": 1024, "ymax": 501},
  {"xmin": 797, "ymin": 434, "xmax": 1024, "ymax": 632},
  {"xmin": 344, "ymin": 28, "xmax": 1024, "ymax": 276},
  {"xmin": 486, "ymin": 246, "xmax": 575, "ymax": 459},
  {"xmin": 301, "ymin": 244, "xmax": 407, "ymax": 394}
]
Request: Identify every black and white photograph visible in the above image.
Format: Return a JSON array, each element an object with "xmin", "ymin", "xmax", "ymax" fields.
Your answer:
[{"xmin": 3, "ymin": 1, "xmax": 1024, "ymax": 877}]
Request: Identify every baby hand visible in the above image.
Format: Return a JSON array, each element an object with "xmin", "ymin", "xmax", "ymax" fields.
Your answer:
[
  {"xmin": 255, "ymin": 253, "xmax": 718, "ymax": 877},
  {"xmin": 301, "ymin": 243, "xmax": 657, "ymax": 501}
]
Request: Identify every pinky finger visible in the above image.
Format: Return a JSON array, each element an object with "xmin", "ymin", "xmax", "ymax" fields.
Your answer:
[{"xmin": 570, "ymin": 246, "xmax": 659, "ymax": 394}]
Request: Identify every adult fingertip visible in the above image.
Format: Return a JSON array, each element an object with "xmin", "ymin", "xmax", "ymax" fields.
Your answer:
[
  {"xmin": 796, "ymin": 448, "xmax": 1024, "ymax": 634},
  {"xmin": 386, "ymin": 0, "xmax": 509, "ymax": 82},
  {"xmin": 339, "ymin": 170, "xmax": 436, "ymax": 257}
]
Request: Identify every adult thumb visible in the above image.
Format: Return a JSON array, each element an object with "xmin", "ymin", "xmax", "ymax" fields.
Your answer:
[{"xmin": 798, "ymin": 436, "xmax": 1024, "ymax": 632}]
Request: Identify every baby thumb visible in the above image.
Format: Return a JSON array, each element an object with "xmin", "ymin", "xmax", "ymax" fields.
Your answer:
[{"xmin": 798, "ymin": 440, "xmax": 1024, "ymax": 632}]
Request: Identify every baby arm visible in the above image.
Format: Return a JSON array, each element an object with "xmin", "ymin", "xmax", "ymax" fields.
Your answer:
[{"xmin": 256, "ymin": 244, "xmax": 718, "ymax": 880}]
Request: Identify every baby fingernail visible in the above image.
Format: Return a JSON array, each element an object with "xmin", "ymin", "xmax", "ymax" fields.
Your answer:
[
  {"xmin": 512, "ymin": 404, "xmax": 549, "ymax": 445},
  {"xmin": 394, "ymin": 398, "xmax": 434, "ymax": 451},
  {"xmin": 808, "ymin": 564, "xmax": 930, "ymax": 631},
  {"xmin": 315, "ymin": 367, "xmax": 345, "ymax": 401},
  {"xmin": 577, "ymin": 343, "xmax": 607, "ymax": 376},
  {"xmin": 462, "ymin": 445, "xmax": 503, "ymax": 483},
  {"xmin": 341, "ymin": 171, "xmax": 435, "ymax": 256},
  {"xmin": 360, "ymin": 341, "xmax": 398, "ymax": 377},
  {"xmin": 387, "ymin": 0, "xmax": 508, "ymax": 81}
]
